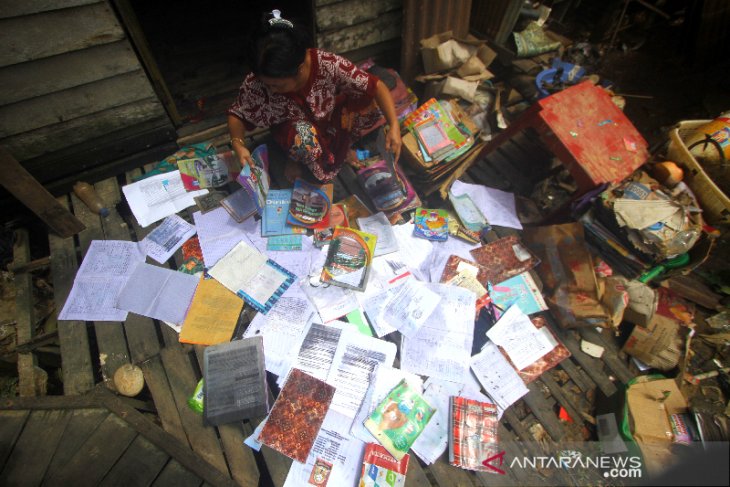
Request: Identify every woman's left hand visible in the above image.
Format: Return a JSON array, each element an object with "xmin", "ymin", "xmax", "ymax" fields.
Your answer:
[{"xmin": 385, "ymin": 126, "xmax": 402, "ymax": 163}]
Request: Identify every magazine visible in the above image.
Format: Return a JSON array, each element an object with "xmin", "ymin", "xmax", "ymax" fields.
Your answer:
[{"xmin": 235, "ymin": 144, "xmax": 270, "ymax": 217}]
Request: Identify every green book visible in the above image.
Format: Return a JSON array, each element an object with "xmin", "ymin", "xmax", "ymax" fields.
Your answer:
[{"xmin": 364, "ymin": 379, "xmax": 434, "ymax": 460}]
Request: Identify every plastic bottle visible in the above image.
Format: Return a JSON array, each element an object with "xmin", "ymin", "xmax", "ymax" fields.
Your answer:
[{"xmin": 73, "ymin": 181, "xmax": 110, "ymax": 217}]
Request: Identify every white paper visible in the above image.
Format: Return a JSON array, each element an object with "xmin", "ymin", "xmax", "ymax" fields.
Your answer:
[
  {"xmin": 265, "ymin": 235, "xmax": 320, "ymax": 279},
  {"xmin": 359, "ymin": 284, "xmax": 401, "ymax": 337},
  {"xmin": 471, "ymin": 341, "xmax": 529, "ymax": 411},
  {"xmin": 428, "ymin": 238, "xmax": 481, "ymax": 282},
  {"xmin": 193, "ymin": 207, "xmax": 258, "ymax": 268},
  {"xmin": 244, "ymin": 419, "xmax": 267, "ymax": 451},
  {"xmin": 141, "ymin": 214, "xmax": 197, "ymax": 264},
  {"xmin": 486, "ymin": 305, "xmax": 556, "ymax": 370},
  {"xmin": 350, "ymin": 365, "xmax": 423, "ymax": 444},
  {"xmin": 243, "ymin": 285, "xmax": 316, "ymax": 376},
  {"xmin": 412, "ymin": 378, "xmax": 464, "ymax": 464},
  {"xmin": 379, "ymin": 279, "xmax": 441, "ymax": 337},
  {"xmin": 116, "ymin": 262, "xmax": 199, "ymax": 324},
  {"xmin": 59, "ymin": 240, "xmax": 145, "ymax": 322},
  {"xmin": 356, "ymin": 212, "xmax": 399, "ymax": 256},
  {"xmin": 460, "ymin": 371, "xmax": 505, "ymax": 419},
  {"xmin": 400, "ymin": 284, "xmax": 475, "ymax": 383},
  {"xmin": 283, "ymin": 409, "xmax": 366, "ymax": 487},
  {"xmin": 325, "ymin": 329, "xmax": 397, "ymax": 418},
  {"xmin": 390, "ymin": 222, "xmax": 436, "ymax": 281},
  {"xmin": 122, "ymin": 171, "xmax": 208, "ymax": 228},
  {"xmin": 450, "ymin": 180, "xmax": 522, "ymax": 230}
]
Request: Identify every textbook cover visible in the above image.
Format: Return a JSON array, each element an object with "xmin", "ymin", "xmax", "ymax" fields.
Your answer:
[
  {"xmin": 364, "ymin": 379, "xmax": 434, "ymax": 461},
  {"xmin": 413, "ymin": 208, "xmax": 449, "ymax": 241},
  {"xmin": 178, "ymin": 150, "xmax": 240, "ymax": 191},
  {"xmin": 321, "ymin": 227, "xmax": 377, "ymax": 292},
  {"xmin": 313, "ymin": 203, "xmax": 349, "ymax": 247},
  {"xmin": 287, "ymin": 178, "xmax": 333, "ymax": 229},
  {"xmin": 262, "ymin": 189, "xmax": 306, "ymax": 237},
  {"xmin": 235, "ymin": 144, "xmax": 270, "ymax": 217},
  {"xmin": 358, "ymin": 443, "xmax": 410, "ymax": 487}
]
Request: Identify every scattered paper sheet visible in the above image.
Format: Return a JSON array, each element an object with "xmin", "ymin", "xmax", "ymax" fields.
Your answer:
[
  {"xmin": 378, "ymin": 279, "xmax": 441, "ymax": 337},
  {"xmin": 356, "ymin": 212, "xmax": 399, "ymax": 256},
  {"xmin": 299, "ymin": 262, "xmax": 360, "ymax": 323},
  {"xmin": 400, "ymin": 284, "xmax": 475, "ymax": 383},
  {"xmin": 193, "ymin": 207, "xmax": 258, "ymax": 268},
  {"xmin": 283, "ymin": 408, "xmax": 366, "ymax": 487},
  {"xmin": 471, "ymin": 341, "xmax": 529, "ymax": 411},
  {"xmin": 412, "ymin": 378, "xmax": 465, "ymax": 464},
  {"xmin": 179, "ymin": 276, "xmax": 244, "ymax": 345},
  {"xmin": 359, "ymin": 284, "xmax": 402, "ymax": 337},
  {"xmin": 122, "ymin": 170, "xmax": 207, "ymax": 228},
  {"xmin": 326, "ymin": 329, "xmax": 397, "ymax": 418},
  {"xmin": 613, "ymin": 198, "xmax": 681, "ymax": 230},
  {"xmin": 265, "ymin": 235, "xmax": 320, "ymax": 279},
  {"xmin": 390, "ymin": 222, "xmax": 437, "ymax": 281},
  {"xmin": 59, "ymin": 240, "xmax": 145, "ymax": 322},
  {"xmin": 486, "ymin": 305, "xmax": 557, "ymax": 370},
  {"xmin": 450, "ymin": 180, "xmax": 522, "ymax": 230},
  {"xmin": 209, "ymin": 241, "xmax": 296, "ymax": 313},
  {"xmin": 116, "ymin": 262, "xmax": 199, "ymax": 324},
  {"xmin": 141, "ymin": 214, "xmax": 197, "ymax": 264},
  {"xmin": 243, "ymin": 285, "xmax": 316, "ymax": 376}
]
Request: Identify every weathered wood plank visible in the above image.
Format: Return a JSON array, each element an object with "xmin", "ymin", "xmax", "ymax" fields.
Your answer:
[
  {"xmin": 0, "ymin": 148, "xmax": 85, "ymax": 237},
  {"xmin": 1, "ymin": 409, "xmax": 72, "ymax": 486},
  {"xmin": 522, "ymin": 382, "xmax": 564, "ymax": 441},
  {"xmin": 48, "ymin": 196, "xmax": 95, "ymax": 395},
  {"xmin": 557, "ymin": 358, "xmax": 595, "ymax": 393},
  {"xmin": 577, "ymin": 327, "xmax": 634, "ymax": 384},
  {"xmin": 99, "ymin": 435, "xmax": 170, "ymax": 487},
  {"xmin": 152, "ymin": 460, "xmax": 203, "ymax": 487},
  {"xmin": 316, "ymin": 0, "xmax": 401, "ymax": 31},
  {"xmin": 0, "ymin": 2, "xmax": 125, "ymax": 67},
  {"xmin": 44, "ymin": 408, "xmax": 109, "ymax": 479},
  {"xmin": 43, "ymin": 413, "xmax": 138, "ymax": 486},
  {"xmin": 535, "ymin": 375, "xmax": 585, "ymax": 428},
  {"xmin": 96, "ymin": 177, "xmax": 131, "ymax": 241},
  {"xmin": 427, "ymin": 451, "xmax": 477, "ymax": 487},
  {"xmin": 0, "ymin": 41, "xmax": 139, "ymax": 106},
  {"xmin": 0, "ymin": 0, "xmax": 98, "ymax": 19},
  {"xmin": 0, "ymin": 70, "xmax": 156, "ymax": 138},
  {"xmin": 317, "ymin": 11, "xmax": 402, "ymax": 54},
  {"xmin": 12, "ymin": 228, "xmax": 38, "ymax": 397},
  {"xmin": 1, "ymin": 98, "xmax": 167, "ymax": 161},
  {"xmin": 0, "ymin": 410, "xmax": 30, "ymax": 470},
  {"xmin": 404, "ymin": 457, "xmax": 434, "ymax": 487},
  {"xmin": 217, "ymin": 423, "xmax": 260, "ymax": 487},
  {"xmin": 159, "ymin": 347, "xmax": 230, "ymax": 476},
  {"xmin": 551, "ymin": 326, "xmax": 618, "ymax": 397}
]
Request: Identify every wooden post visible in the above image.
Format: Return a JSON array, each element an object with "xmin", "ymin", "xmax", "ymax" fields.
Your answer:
[{"xmin": 0, "ymin": 146, "xmax": 85, "ymax": 238}]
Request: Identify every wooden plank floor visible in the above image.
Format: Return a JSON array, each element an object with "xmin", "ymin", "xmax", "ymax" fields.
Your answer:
[{"xmin": 8, "ymin": 128, "xmax": 640, "ymax": 487}]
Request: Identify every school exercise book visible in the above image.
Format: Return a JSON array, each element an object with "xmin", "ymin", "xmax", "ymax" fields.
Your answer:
[
  {"xmin": 413, "ymin": 208, "xmax": 449, "ymax": 241},
  {"xmin": 449, "ymin": 396, "xmax": 499, "ymax": 472},
  {"xmin": 286, "ymin": 178, "xmax": 333, "ymax": 229},
  {"xmin": 261, "ymin": 188, "xmax": 305, "ymax": 237},
  {"xmin": 320, "ymin": 227, "xmax": 377, "ymax": 291}
]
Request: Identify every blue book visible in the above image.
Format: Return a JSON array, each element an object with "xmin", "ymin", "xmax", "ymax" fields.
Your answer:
[
  {"xmin": 262, "ymin": 189, "xmax": 305, "ymax": 236},
  {"xmin": 488, "ymin": 272, "xmax": 548, "ymax": 315},
  {"xmin": 413, "ymin": 208, "xmax": 449, "ymax": 242}
]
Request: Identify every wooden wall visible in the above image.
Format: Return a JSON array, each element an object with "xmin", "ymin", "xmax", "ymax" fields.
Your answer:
[
  {"xmin": 0, "ymin": 0, "xmax": 175, "ymax": 192},
  {"xmin": 315, "ymin": 0, "xmax": 403, "ymax": 67}
]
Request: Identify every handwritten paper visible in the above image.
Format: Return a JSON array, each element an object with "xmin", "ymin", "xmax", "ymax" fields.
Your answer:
[
  {"xmin": 471, "ymin": 341, "xmax": 529, "ymax": 411},
  {"xmin": 122, "ymin": 170, "xmax": 207, "ymax": 228},
  {"xmin": 116, "ymin": 262, "xmax": 199, "ymax": 324},
  {"xmin": 243, "ymin": 286, "xmax": 316, "ymax": 376},
  {"xmin": 400, "ymin": 284, "xmax": 476, "ymax": 383},
  {"xmin": 299, "ymin": 272, "xmax": 360, "ymax": 323},
  {"xmin": 193, "ymin": 207, "xmax": 257, "ymax": 268},
  {"xmin": 141, "ymin": 214, "xmax": 197, "ymax": 264},
  {"xmin": 450, "ymin": 180, "xmax": 522, "ymax": 230},
  {"xmin": 59, "ymin": 240, "xmax": 145, "ymax": 322},
  {"xmin": 179, "ymin": 276, "xmax": 244, "ymax": 345},
  {"xmin": 379, "ymin": 279, "xmax": 441, "ymax": 337},
  {"xmin": 486, "ymin": 305, "xmax": 557, "ymax": 370}
]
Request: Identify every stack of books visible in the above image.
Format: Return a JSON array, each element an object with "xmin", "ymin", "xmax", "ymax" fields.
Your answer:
[{"xmin": 400, "ymin": 99, "xmax": 484, "ymax": 196}]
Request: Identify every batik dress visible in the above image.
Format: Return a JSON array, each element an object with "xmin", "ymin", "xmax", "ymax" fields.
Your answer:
[{"xmin": 228, "ymin": 49, "xmax": 381, "ymax": 182}]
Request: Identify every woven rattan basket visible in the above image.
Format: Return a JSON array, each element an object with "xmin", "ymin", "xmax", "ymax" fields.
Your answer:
[{"xmin": 667, "ymin": 120, "xmax": 730, "ymax": 226}]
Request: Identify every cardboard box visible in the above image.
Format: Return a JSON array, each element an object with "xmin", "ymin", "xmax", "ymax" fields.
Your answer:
[{"xmin": 419, "ymin": 31, "xmax": 490, "ymax": 74}]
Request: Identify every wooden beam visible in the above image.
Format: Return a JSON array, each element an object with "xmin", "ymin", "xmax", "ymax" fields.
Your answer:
[{"xmin": 0, "ymin": 147, "xmax": 84, "ymax": 238}]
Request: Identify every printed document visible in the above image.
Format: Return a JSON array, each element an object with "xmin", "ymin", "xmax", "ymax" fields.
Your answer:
[{"xmin": 141, "ymin": 214, "xmax": 196, "ymax": 264}]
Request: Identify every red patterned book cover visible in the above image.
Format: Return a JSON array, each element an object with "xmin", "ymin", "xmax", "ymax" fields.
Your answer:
[
  {"xmin": 469, "ymin": 235, "xmax": 540, "ymax": 285},
  {"xmin": 258, "ymin": 368, "xmax": 335, "ymax": 463},
  {"xmin": 449, "ymin": 396, "xmax": 499, "ymax": 472}
]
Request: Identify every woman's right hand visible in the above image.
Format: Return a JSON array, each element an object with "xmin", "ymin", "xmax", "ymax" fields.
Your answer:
[{"xmin": 233, "ymin": 143, "xmax": 255, "ymax": 169}]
